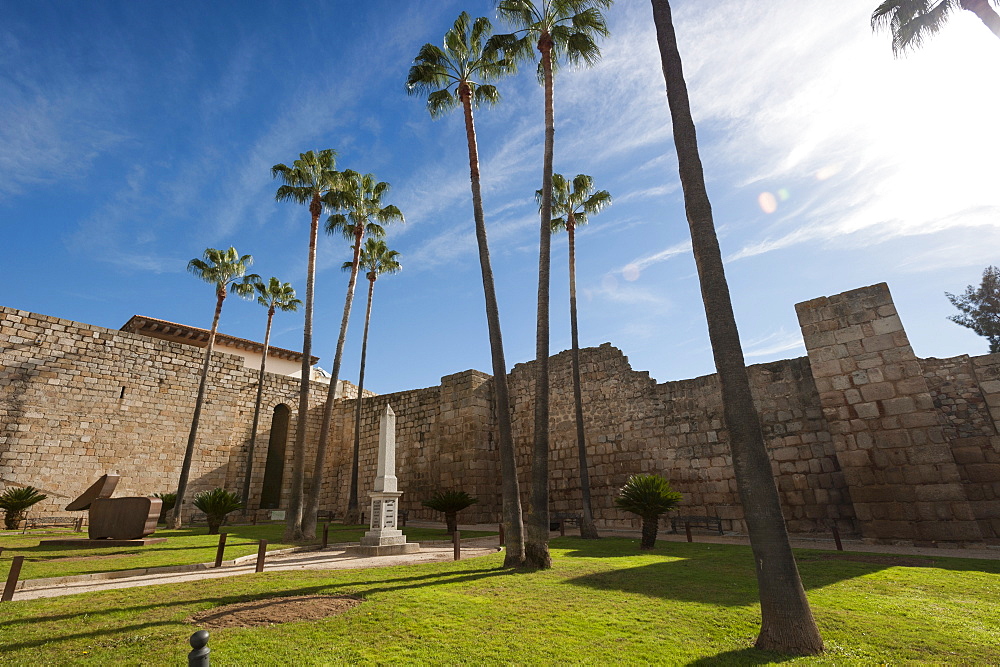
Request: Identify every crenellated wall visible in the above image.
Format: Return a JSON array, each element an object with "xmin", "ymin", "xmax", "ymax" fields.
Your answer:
[{"xmin": 3, "ymin": 282, "xmax": 1000, "ymax": 545}]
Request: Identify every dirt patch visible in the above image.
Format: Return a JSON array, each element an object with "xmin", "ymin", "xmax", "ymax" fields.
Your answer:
[
  {"xmin": 189, "ymin": 595, "xmax": 364, "ymax": 629},
  {"xmin": 804, "ymin": 553, "xmax": 936, "ymax": 567},
  {"xmin": 39, "ymin": 553, "xmax": 138, "ymax": 562}
]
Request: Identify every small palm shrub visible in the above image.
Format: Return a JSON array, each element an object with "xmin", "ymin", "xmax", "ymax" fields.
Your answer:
[
  {"xmin": 614, "ymin": 474, "xmax": 682, "ymax": 550},
  {"xmin": 0, "ymin": 486, "xmax": 48, "ymax": 530},
  {"xmin": 153, "ymin": 492, "xmax": 176, "ymax": 524},
  {"xmin": 422, "ymin": 490, "xmax": 478, "ymax": 534},
  {"xmin": 192, "ymin": 488, "xmax": 243, "ymax": 534}
]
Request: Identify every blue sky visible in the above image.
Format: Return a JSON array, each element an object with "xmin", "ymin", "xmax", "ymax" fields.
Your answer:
[{"xmin": 4, "ymin": 1, "xmax": 999, "ymax": 395}]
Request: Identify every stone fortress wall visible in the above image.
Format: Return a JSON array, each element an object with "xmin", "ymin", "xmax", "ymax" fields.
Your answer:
[{"xmin": 2, "ymin": 282, "xmax": 998, "ymax": 544}]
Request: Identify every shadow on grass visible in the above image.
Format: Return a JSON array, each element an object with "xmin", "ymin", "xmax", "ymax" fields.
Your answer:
[
  {"xmin": 0, "ymin": 562, "xmax": 513, "ymax": 653},
  {"xmin": 685, "ymin": 647, "xmax": 796, "ymax": 666}
]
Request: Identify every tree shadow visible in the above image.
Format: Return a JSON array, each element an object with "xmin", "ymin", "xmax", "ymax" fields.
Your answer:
[
  {"xmin": 0, "ymin": 563, "xmax": 512, "ymax": 652},
  {"xmin": 685, "ymin": 647, "xmax": 796, "ymax": 665}
]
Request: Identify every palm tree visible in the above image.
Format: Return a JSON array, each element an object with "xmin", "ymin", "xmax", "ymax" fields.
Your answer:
[
  {"xmin": 540, "ymin": 173, "xmax": 610, "ymax": 540},
  {"xmin": 305, "ymin": 170, "xmax": 404, "ymax": 538},
  {"xmin": 423, "ymin": 490, "xmax": 479, "ymax": 535},
  {"xmin": 271, "ymin": 149, "xmax": 340, "ymax": 541},
  {"xmin": 872, "ymin": 0, "xmax": 1000, "ymax": 55},
  {"xmin": 343, "ymin": 239, "xmax": 401, "ymax": 506},
  {"xmin": 172, "ymin": 247, "xmax": 259, "ymax": 529},
  {"xmin": 241, "ymin": 277, "xmax": 301, "ymax": 510},
  {"xmin": 0, "ymin": 486, "xmax": 47, "ymax": 530},
  {"xmin": 492, "ymin": 0, "xmax": 612, "ymax": 570},
  {"xmin": 193, "ymin": 488, "xmax": 244, "ymax": 535},
  {"xmin": 649, "ymin": 0, "xmax": 824, "ymax": 654},
  {"xmin": 406, "ymin": 11, "xmax": 526, "ymax": 566},
  {"xmin": 613, "ymin": 474, "xmax": 681, "ymax": 549}
]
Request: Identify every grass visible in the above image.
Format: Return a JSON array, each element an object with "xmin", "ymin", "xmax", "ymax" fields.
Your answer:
[
  {"xmin": 0, "ymin": 524, "xmax": 496, "ymax": 581},
  {"xmin": 0, "ymin": 537, "xmax": 997, "ymax": 664}
]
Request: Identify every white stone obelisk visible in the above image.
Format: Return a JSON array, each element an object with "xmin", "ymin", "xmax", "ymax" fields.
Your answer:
[{"xmin": 349, "ymin": 404, "xmax": 419, "ymax": 555}]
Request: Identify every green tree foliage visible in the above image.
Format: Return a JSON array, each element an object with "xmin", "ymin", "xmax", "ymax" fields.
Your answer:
[
  {"xmin": 872, "ymin": 0, "xmax": 1000, "ymax": 56},
  {"xmin": 406, "ymin": 11, "xmax": 526, "ymax": 566},
  {"xmin": 173, "ymin": 247, "xmax": 259, "ymax": 529},
  {"xmin": 613, "ymin": 475, "xmax": 681, "ymax": 549},
  {"xmin": 0, "ymin": 486, "xmax": 48, "ymax": 530},
  {"xmin": 242, "ymin": 278, "xmax": 301, "ymax": 509},
  {"xmin": 423, "ymin": 490, "xmax": 479, "ymax": 534},
  {"xmin": 492, "ymin": 0, "xmax": 613, "ymax": 571},
  {"xmin": 193, "ymin": 488, "xmax": 244, "ymax": 535},
  {"xmin": 271, "ymin": 148, "xmax": 340, "ymax": 541},
  {"xmin": 946, "ymin": 265, "xmax": 1000, "ymax": 353}
]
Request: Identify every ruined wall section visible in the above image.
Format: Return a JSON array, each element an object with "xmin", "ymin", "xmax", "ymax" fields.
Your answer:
[
  {"xmin": 796, "ymin": 283, "xmax": 982, "ymax": 543},
  {"xmin": 507, "ymin": 343, "xmax": 849, "ymax": 534},
  {"xmin": 923, "ymin": 354, "xmax": 1000, "ymax": 539}
]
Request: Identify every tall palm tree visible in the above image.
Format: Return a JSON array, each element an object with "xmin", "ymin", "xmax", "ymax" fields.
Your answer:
[
  {"xmin": 344, "ymin": 239, "xmax": 401, "ymax": 502},
  {"xmin": 649, "ymin": 0, "xmax": 824, "ymax": 654},
  {"xmin": 539, "ymin": 172, "xmax": 610, "ymax": 540},
  {"xmin": 305, "ymin": 170, "xmax": 404, "ymax": 538},
  {"xmin": 172, "ymin": 247, "xmax": 259, "ymax": 529},
  {"xmin": 406, "ymin": 11, "xmax": 526, "ymax": 566},
  {"xmin": 241, "ymin": 277, "xmax": 301, "ymax": 510},
  {"xmin": 492, "ymin": 0, "xmax": 612, "ymax": 570},
  {"xmin": 271, "ymin": 149, "xmax": 340, "ymax": 541},
  {"xmin": 872, "ymin": 0, "xmax": 1000, "ymax": 55}
]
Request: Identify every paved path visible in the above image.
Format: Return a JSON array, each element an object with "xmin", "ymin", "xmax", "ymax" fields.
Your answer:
[{"xmin": 12, "ymin": 539, "xmax": 500, "ymax": 601}]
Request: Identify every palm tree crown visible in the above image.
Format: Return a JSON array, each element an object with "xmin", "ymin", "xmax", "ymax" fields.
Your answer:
[
  {"xmin": 271, "ymin": 149, "xmax": 341, "ymax": 209},
  {"xmin": 255, "ymin": 277, "xmax": 302, "ymax": 315},
  {"xmin": 346, "ymin": 238, "xmax": 402, "ymax": 283},
  {"xmin": 492, "ymin": 0, "xmax": 611, "ymax": 79},
  {"xmin": 406, "ymin": 12, "xmax": 513, "ymax": 117},
  {"xmin": 541, "ymin": 173, "xmax": 612, "ymax": 233},
  {"xmin": 872, "ymin": 0, "xmax": 1000, "ymax": 55},
  {"xmin": 326, "ymin": 170, "xmax": 404, "ymax": 242},
  {"xmin": 187, "ymin": 247, "xmax": 260, "ymax": 299}
]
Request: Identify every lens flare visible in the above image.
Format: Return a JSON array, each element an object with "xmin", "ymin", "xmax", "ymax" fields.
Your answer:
[
  {"xmin": 758, "ymin": 191, "xmax": 778, "ymax": 214},
  {"xmin": 622, "ymin": 264, "xmax": 640, "ymax": 282}
]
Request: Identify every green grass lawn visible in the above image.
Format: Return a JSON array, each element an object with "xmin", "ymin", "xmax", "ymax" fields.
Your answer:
[
  {"xmin": 0, "ymin": 537, "xmax": 997, "ymax": 665},
  {"xmin": 0, "ymin": 524, "xmax": 496, "ymax": 581}
]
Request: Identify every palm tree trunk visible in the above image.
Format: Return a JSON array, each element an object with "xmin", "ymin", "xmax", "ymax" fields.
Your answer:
[
  {"xmin": 567, "ymin": 217, "xmax": 599, "ymax": 539},
  {"xmin": 640, "ymin": 514, "xmax": 658, "ymax": 550},
  {"xmin": 460, "ymin": 87, "xmax": 525, "ymax": 565},
  {"xmin": 349, "ymin": 276, "xmax": 376, "ymax": 526},
  {"xmin": 309, "ymin": 230, "xmax": 364, "ymax": 535},
  {"xmin": 242, "ymin": 306, "xmax": 274, "ymax": 510},
  {"xmin": 286, "ymin": 195, "xmax": 321, "ymax": 542},
  {"xmin": 525, "ymin": 32, "xmax": 555, "ymax": 570},
  {"xmin": 961, "ymin": 0, "xmax": 1000, "ymax": 38},
  {"xmin": 649, "ymin": 0, "xmax": 823, "ymax": 654},
  {"xmin": 172, "ymin": 288, "xmax": 225, "ymax": 529}
]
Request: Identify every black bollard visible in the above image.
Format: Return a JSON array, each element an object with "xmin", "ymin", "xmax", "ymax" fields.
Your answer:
[
  {"xmin": 322, "ymin": 523, "xmax": 329, "ymax": 549},
  {"xmin": 498, "ymin": 523, "xmax": 505, "ymax": 547},
  {"xmin": 685, "ymin": 522, "xmax": 693, "ymax": 543},
  {"xmin": 188, "ymin": 630, "xmax": 210, "ymax": 667},
  {"xmin": 214, "ymin": 533, "xmax": 228, "ymax": 568},
  {"xmin": 559, "ymin": 520, "xmax": 566, "ymax": 537},
  {"xmin": 2, "ymin": 556, "xmax": 25, "ymax": 602},
  {"xmin": 453, "ymin": 530, "xmax": 461, "ymax": 561},
  {"xmin": 255, "ymin": 539, "xmax": 268, "ymax": 573}
]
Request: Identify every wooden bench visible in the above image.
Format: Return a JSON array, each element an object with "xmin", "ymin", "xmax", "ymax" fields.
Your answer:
[
  {"xmin": 669, "ymin": 515, "xmax": 723, "ymax": 535},
  {"xmin": 22, "ymin": 516, "xmax": 85, "ymax": 533}
]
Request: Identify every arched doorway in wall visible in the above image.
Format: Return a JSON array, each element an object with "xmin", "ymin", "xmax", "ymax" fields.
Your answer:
[{"xmin": 260, "ymin": 404, "xmax": 290, "ymax": 509}]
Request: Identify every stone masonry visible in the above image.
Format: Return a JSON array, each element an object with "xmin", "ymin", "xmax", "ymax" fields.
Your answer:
[{"xmin": 2, "ymin": 282, "xmax": 1000, "ymax": 545}]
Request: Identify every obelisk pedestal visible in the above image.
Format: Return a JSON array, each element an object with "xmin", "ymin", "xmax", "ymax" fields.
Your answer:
[{"xmin": 347, "ymin": 404, "xmax": 419, "ymax": 556}]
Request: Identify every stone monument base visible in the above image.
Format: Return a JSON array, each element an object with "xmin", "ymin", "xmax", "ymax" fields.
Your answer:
[
  {"xmin": 345, "ymin": 542, "xmax": 420, "ymax": 557},
  {"xmin": 40, "ymin": 537, "xmax": 168, "ymax": 547}
]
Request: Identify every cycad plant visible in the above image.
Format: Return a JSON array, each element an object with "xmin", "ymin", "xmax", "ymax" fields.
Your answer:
[
  {"xmin": 153, "ymin": 492, "xmax": 177, "ymax": 524},
  {"xmin": 192, "ymin": 488, "xmax": 244, "ymax": 535},
  {"xmin": 613, "ymin": 475, "xmax": 681, "ymax": 550},
  {"xmin": 422, "ymin": 490, "xmax": 479, "ymax": 535},
  {"xmin": 0, "ymin": 486, "xmax": 47, "ymax": 530}
]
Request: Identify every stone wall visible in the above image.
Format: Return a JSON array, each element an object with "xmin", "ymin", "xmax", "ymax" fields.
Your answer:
[{"xmin": 4, "ymin": 281, "xmax": 1000, "ymax": 545}]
